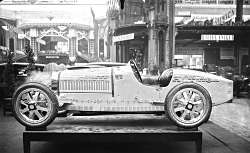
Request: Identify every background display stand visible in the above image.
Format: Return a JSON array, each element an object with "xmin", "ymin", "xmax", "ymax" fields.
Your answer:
[{"xmin": 23, "ymin": 116, "xmax": 203, "ymax": 153}]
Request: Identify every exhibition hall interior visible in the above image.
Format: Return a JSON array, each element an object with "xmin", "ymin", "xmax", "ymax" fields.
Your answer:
[{"xmin": 0, "ymin": 0, "xmax": 250, "ymax": 153}]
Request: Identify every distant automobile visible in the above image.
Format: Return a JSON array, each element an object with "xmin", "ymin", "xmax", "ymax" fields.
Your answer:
[
  {"xmin": 233, "ymin": 65, "xmax": 250, "ymax": 98},
  {"xmin": 0, "ymin": 62, "xmax": 45, "ymax": 99},
  {"xmin": 12, "ymin": 60, "xmax": 233, "ymax": 129}
]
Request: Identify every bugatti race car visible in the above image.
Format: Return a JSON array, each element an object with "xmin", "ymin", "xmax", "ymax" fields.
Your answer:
[{"xmin": 12, "ymin": 60, "xmax": 233, "ymax": 128}]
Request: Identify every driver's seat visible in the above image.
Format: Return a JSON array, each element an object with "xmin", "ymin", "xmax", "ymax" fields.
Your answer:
[
  {"xmin": 142, "ymin": 76, "xmax": 159, "ymax": 85},
  {"xmin": 142, "ymin": 69, "xmax": 173, "ymax": 87}
]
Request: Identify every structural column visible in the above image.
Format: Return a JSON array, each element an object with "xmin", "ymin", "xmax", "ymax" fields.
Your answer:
[
  {"xmin": 148, "ymin": 27, "xmax": 158, "ymax": 74},
  {"xmin": 147, "ymin": 0, "xmax": 175, "ymax": 74},
  {"xmin": 249, "ymin": 39, "xmax": 250, "ymax": 64},
  {"xmin": 147, "ymin": 5, "xmax": 159, "ymax": 74},
  {"xmin": 165, "ymin": 0, "xmax": 175, "ymax": 69},
  {"xmin": 235, "ymin": 0, "xmax": 244, "ymax": 74},
  {"xmin": 234, "ymin": 35, "xmax": 240, "ymax": 73},
  {"xmin": 109, "ymin": 19, "xmax": 117, "ymax": 62}
]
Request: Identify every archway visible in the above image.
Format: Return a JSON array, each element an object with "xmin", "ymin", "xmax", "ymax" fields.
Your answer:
[
  {"xmin": 40, "ymin": 36, "xmax": 69, "ymax": 54},
  {"xmin": 9, "ymin": 38, "xmax": 14, "ymax": 52},
  {"xmin": 78, "ymin": 38, "xmax": 88, "ymax": 54}
]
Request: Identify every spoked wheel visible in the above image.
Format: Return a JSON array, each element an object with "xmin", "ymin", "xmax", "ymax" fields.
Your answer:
[
  {"xmin": 166, "ymin": 83, "xmax": 212, "ymax": 128},
  {"xmin": 12, "ymin": 82, "xmax": 58, "ymax": 128}
]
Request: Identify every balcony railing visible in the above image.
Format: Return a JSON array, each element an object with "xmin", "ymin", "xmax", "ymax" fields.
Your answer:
[{"xmin": 175, "ymin": 0, "xmax": 250, "ymax": 5}]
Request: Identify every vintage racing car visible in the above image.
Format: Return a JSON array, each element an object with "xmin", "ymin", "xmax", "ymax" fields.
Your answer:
[{"xmin": 12, "ymin": 60, "xmax": 233, "ymax": 128}]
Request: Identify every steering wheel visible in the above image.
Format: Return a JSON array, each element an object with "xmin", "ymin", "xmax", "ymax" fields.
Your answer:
[{"xmin": 129, "ymin": 60, "xmax": 142, "ymax": 82}]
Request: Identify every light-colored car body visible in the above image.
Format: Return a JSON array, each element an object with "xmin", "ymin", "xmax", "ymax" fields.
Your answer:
[
  {"xmin": 52, "ymin": 62, "xmax": 233, "ymax": 112},
  {"xmin": 12, "ymin": 61, "xmax": 233, "ymax": 128}
]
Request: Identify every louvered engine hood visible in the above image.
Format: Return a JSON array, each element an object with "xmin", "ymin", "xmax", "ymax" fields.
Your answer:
[{"xmin": 58, "ymin": 68, "xmax": 112, "ymax": 93}]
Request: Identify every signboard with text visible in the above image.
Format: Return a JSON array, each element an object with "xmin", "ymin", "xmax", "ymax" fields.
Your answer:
[
  {"xmin": 201, "ymin": 35, "xmax": 234, "ymax": 41},
  {"xmin": 113, "ymin": 33, "xmax": 134, "ymax": 43},
  {"xmin": 45, "ymin": 56, "xmax": 60, "ymax": 59}
]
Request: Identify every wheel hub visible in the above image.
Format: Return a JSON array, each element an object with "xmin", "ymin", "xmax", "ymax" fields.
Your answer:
[
  {"xmin": 186, "ymin": 103, "xmax": 193, "ymax": 111},
  {"xmin": 28, "ymin": 104, "xmax": 36, "ymax": 111}
]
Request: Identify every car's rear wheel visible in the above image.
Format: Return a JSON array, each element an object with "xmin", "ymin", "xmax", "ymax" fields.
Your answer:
[
  {"xmin": 165, "ymin": 83, "xmax": 212, "ymax": 128},
  {"xmin": 12, "ymin": 82, "xmax": 58, "ymax": 128}
]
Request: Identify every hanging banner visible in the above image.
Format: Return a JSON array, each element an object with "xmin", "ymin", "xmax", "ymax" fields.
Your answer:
[
  {"xmin": 176, "ymin": 9, "xmax": 236, "ymax": 26},
  {"xmin": 212, "ymin": 10, "xmax": 235, "ymax": 25},
  {"xmin": 18, "ymin": 34, "xmax": 26, "ymax": 39},
  {"xmin": 36, "ymin": 38, "xmax": 46, "ymax": 45}
]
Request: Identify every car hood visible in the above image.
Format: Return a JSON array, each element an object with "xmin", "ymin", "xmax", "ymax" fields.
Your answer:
[{"xmin": 59, "ymin": 67, "xmax": 112, "ymax": 80}]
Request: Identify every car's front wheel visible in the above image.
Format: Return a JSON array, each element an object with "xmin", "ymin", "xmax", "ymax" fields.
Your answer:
[
  {"xmin": 165, "ymin": 83, "xmax": 212, "ymax": 128},
  {"xmin": 12, "ymin": 82, "xmax": 58, "ymax": 128}
]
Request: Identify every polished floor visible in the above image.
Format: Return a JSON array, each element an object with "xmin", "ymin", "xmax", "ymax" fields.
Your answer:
[
  {"xmin": 210, "ymin": 98, "xmax": 250, "ymax": 142},
  {"xmin": 0, "ymin": 98, "xmax": 250, "ymax": 153}
]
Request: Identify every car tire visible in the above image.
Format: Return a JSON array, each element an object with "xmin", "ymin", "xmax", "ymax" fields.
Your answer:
[
  {"xmin": 165, "ymin": 83, "xmax": 212, "ymax": 128},
  {"xmin": 12, "ymin": 82, "xmax": 58, "ymax": 128}
]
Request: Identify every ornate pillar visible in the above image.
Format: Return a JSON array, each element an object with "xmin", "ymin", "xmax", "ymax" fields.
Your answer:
[
  {"xmin": 109, "ymin": 19, "xmax": 117, "ymax": 62},
  {"xmin": 68, "ymin": 29, "xmax": 77, "ymax": 63},
  {"xmin": 37, "ymin": 41, "xmax": 40, "ymax": 53},
  {"xmin": 148, "ymin": 6, "xmax": 161, "ymax": 74},
  {"xmin": 29, "ymin": 28, "xmax": 38, "ymax": 57},
  {"xmin": 88, "ymin": 30, "xmax": 95, "ymax": 57}
]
